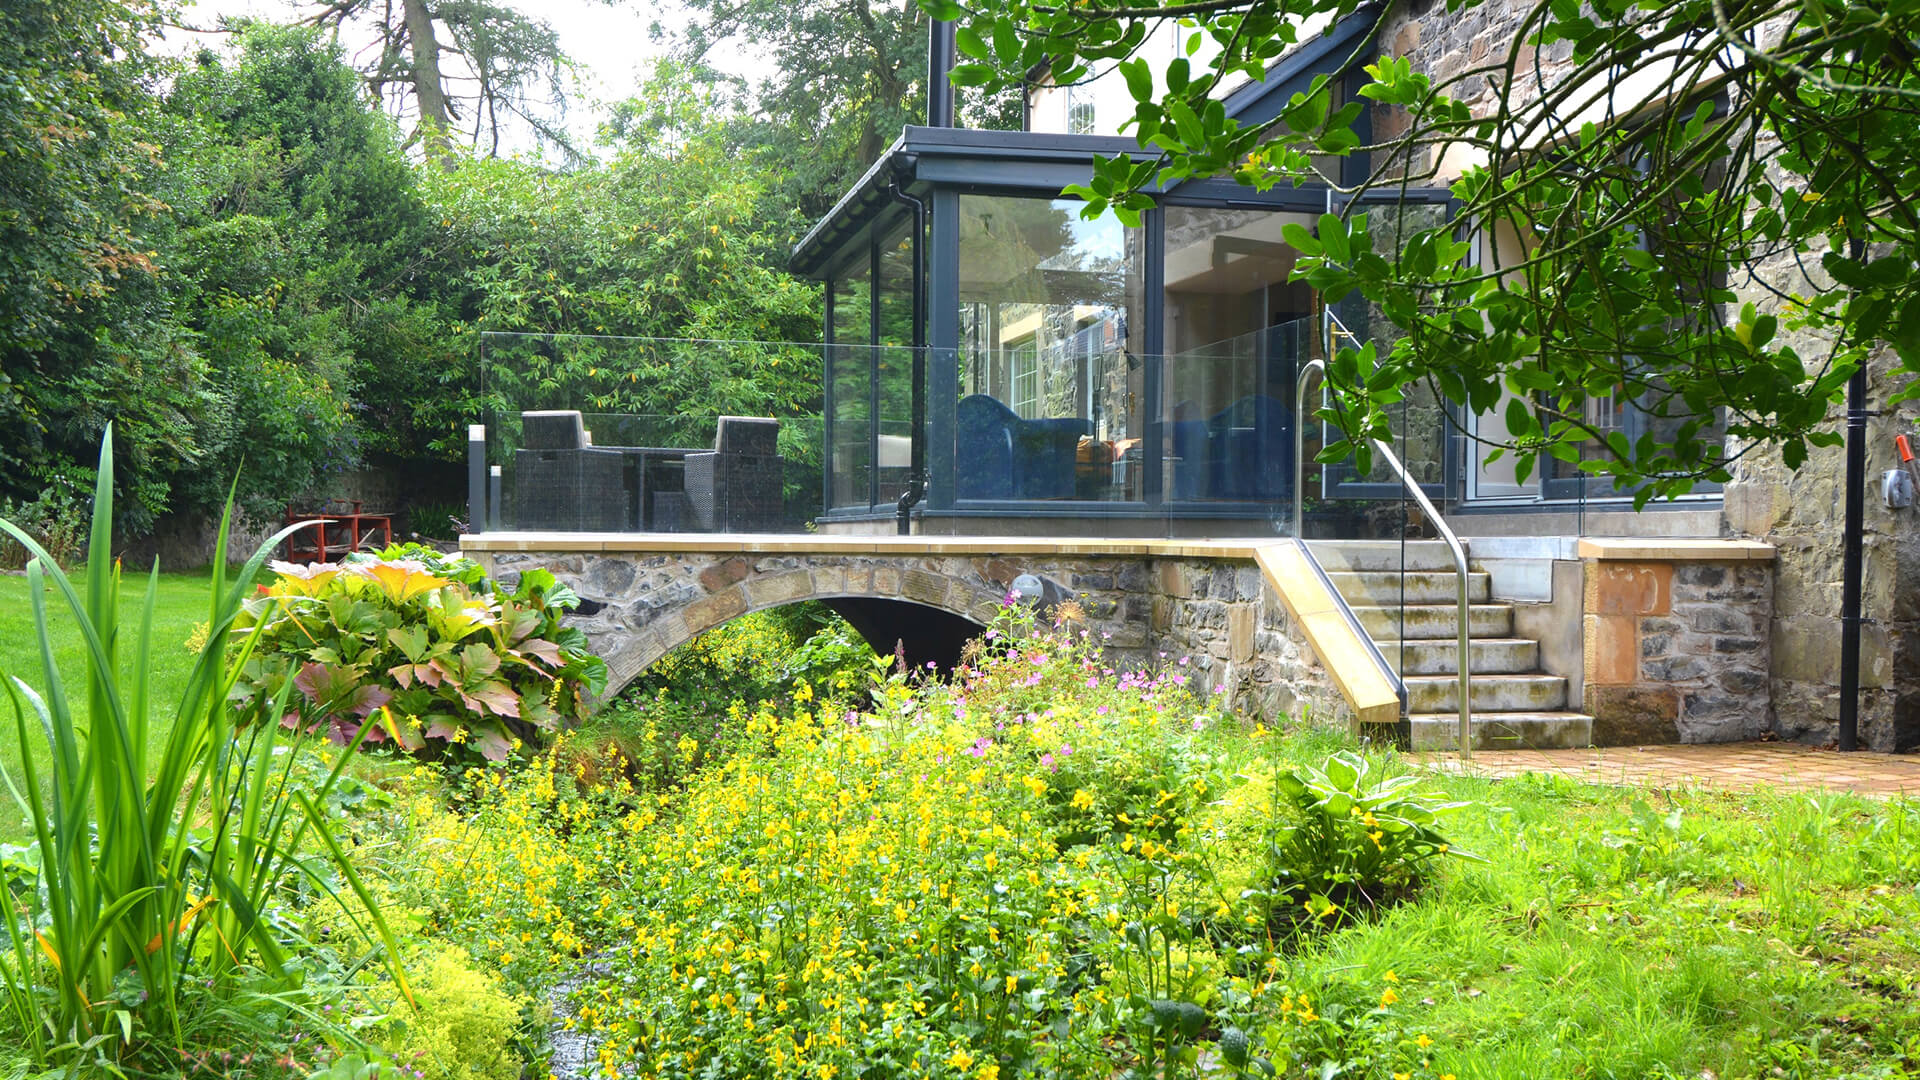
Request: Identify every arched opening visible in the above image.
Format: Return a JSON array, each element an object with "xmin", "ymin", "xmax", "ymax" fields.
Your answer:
[{"xmin": 818, "ymin": 597, "xmax": 985, "ymax": 673}]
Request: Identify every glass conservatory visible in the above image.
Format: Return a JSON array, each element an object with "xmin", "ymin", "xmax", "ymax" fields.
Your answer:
[{"xmin": 788, "ymin": 17, "xmax": 1452, "ymax": 536}]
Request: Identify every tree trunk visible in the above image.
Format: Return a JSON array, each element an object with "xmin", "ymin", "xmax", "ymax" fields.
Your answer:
[{"xmin": 401, "ymin": 0, "xmax": 453, "ymax": 161}]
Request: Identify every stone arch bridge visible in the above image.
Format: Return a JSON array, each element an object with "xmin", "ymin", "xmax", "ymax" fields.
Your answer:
[{"xmin": 459, "ymin": 535, "xmax": 1374, "ymax": 730}]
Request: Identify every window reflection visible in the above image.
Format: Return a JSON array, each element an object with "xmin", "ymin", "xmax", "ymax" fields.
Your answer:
[
  {"xmin": 1161, "ymin": 206, "xmax": 1318, "ymax": 503},
  {"xmin": 956, "ymin": 195, "xmax": 1144, "ymax": 501},
  {"xmin": 828, "ymin": 259, "xmax": 871, "ymax": 508}
]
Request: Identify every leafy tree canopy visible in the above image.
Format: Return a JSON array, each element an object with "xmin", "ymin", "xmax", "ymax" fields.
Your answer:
[
  {"xmin": 295, "ymin": 0, "xmax": 580, "ymax": 159},
  {"xmin": 926, "ymin": 0, "xmax": 1917, "ymax": 501},
  {"xmin": 661, "ymin": 0, "xmax": 1025, "ymax": 216}
]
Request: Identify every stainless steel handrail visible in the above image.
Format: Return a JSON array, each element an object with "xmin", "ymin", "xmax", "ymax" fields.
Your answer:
[{"xmin": 1299, "ymin": 310, "xmax": 1473, "ymax": 757}]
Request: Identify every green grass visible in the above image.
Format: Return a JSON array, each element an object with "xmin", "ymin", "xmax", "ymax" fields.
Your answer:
[
  {"xmin": 1278, "ymin": 760, "xmax": 1920, "ymax": 1079},
  {"xmin": 0, "ymin": 567, "xmax": 211, "ymax": 842}
]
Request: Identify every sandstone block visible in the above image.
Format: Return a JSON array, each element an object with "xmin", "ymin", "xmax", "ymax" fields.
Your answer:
[
  {"xmin": 901, "ymin": 568, "xmax": 950, "ymax": 608},
  {"xmin": 1588, "ymin": 613, "xmax": 1638, "ymax": 685},
  {"xmin": 1586, "ymin": 561, "xmax": 1672, "ymax": 616},
  {"xmin": 1157, "ymin": 561, "xmax": 1191, "ymax": 599},
  {"xmin": 1587, "ymin": 685, "xmax": 1679, "ymax": 745},
  {"xmin": 746, "ymin": 570, "xmax": 813, "ymax": 608},
  {"xmin": 699, "ymin": 556, "xmax": 750, "ymax": 592},
  {"xmin": 1222, "ymin": 606, "xmax": 1253, "ymax": 664},
  {"xmin": 681, "ymin": 588, "xmax": 743, "ymax": 633}
]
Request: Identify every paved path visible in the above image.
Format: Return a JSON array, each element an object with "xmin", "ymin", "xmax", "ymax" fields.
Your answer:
[{"xmin": 1414, "ymin": 742, "xmax": 1920, "ymax": 798}]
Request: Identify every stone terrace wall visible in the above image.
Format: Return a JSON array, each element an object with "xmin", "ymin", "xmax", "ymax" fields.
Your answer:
[
  {"xmin": 1584, "ymin": 558, "xmax": 1773, "ymax": 744},
  {"xmin": 1150, "ymin": 558, "xmax": 1350, "ymax": 732}
]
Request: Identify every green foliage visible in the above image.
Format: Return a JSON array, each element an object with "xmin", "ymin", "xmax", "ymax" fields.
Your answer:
[
  {"xmin": 378, "ymin": 948, "xmax": 523, "ymax": 1080},
  {"xmin": 0, "ymin": 429, "xmax": 410, "ymax": 1070},
  {"xmin": 657, "ymin": 8, "xmax": 1023, "ymax": 218},
  {"xmin": 0, "ymin": 0, "xmax": 209, "ymax": 532},
  {"xmin": 934, "ymin": 0, "xmax": 1920, "ymax": 497},
  {"xmin": 232, "ymin": 550, "xmax": 606, "ymax": 762},
  {"xmin": 0, "ymin": 487, "xmax": 88, "ymax": 570},
  {"xmin": 4, "ymin": 22, "xmax": 832, "ymax": 536},
  {"xmin": 1252, "ymin": 751, "xmax": 1470, "ymax": 921},
  {"xmin": 596, "ymin": 604, "xmax": 875, "ymax": 789}
]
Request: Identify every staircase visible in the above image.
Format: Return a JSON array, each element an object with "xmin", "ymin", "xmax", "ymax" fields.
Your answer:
[{"xmin": 1310, "ymin": 541, "xmax": 1593, "ymax": 751}]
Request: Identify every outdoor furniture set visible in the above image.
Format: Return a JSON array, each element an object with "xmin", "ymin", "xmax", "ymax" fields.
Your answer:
[{"xmin": 512, "ymin": 411, "xmax": 785, "ymax": 532}]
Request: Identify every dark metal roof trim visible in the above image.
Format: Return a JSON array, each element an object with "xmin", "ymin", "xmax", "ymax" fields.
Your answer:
[
  {"xmin": 1218, "ymin": 5, "xmax": 1382, "ymax": 125},
  {"xmin": 790, "ymin": 8, "xmax": 1382, "ymax": 277},
  {"xmin": 790, "ymin": 128, "xmax": 1154, "ymax": 277}
]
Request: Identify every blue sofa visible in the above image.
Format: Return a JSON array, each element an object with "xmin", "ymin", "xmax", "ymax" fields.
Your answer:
[{"xmin": 956, "ymin": 394, "xmax": 1091, "ymax": 500}]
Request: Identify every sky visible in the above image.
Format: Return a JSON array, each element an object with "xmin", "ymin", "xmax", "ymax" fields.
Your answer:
[{"xmin": 164, "ymin": 0, "xmax": 751, "ymax": 152}]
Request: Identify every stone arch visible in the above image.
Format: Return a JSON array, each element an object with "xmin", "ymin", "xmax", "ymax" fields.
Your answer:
[{"xmin": 492, "ymin": 551, "xmax": 1012, "ymax": 699}]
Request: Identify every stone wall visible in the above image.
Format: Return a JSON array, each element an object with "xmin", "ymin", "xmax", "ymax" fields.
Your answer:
[
  {"xmin": 1149, "ymin": 557, "xmax": 1350, "ymax": 732},
  {"xmin": 1583, "ymin": 558, "xmax": 1773, "ymax": 744},
  {"xmin": 473, "ymin": 546, "xmax": 1346, "ymax": 733}
]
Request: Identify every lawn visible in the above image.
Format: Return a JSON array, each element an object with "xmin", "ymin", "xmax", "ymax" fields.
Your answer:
[{"xmin": 0, "ymin": 566, "xmax": 211, "ymax": 841}]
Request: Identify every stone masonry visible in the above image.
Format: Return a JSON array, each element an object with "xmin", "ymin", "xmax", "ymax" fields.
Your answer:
[
  {"xmin": 471, "ymin": 546, "xmax": 1347, "ymax": 732},
  {"xmin": 1583, "ymin": 558, "xmax": 1773, "ymax": 744}
]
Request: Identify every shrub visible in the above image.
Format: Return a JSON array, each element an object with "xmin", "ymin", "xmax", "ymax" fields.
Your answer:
[
  {"xmin": 1251, "ymin": 750, "xmax": 1473, "ymax": 919},
  {"xmin": 0, "ymin": 487, "xmax": 87, "ymax": 570},
  {"xmin": 379, "ymin": 948, "xmax": 523, "ymax": 1080},
  {"xmin": 599, "ymin": 602, "xmax": 875, "ymax": 785},
  {"xmin": 231, "ymin": 548, "xmax": 607, "ymax": 761}
]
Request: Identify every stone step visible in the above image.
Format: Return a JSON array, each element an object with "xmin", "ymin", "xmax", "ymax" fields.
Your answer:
[
  {"xmin": 1306, "ymin": 539, "xmax": 1470, "ymax": 573},
  {"xmin": 1377, "ymin": 637, "xmax": 1539, "ymax": 675},
  {"xmin": 1354, "ymin": 603, "xmax": 1514, "ymax": 640},
  {"xmin": 1403, "ymin": 712, "xmax": 1595, "ymax": 751},
  {"xmin": 1327, "ymin": 570, "xmax": 1492, "ymax": 605},
  {"xmin": 1404, "ymin": 672, "xmax": 1568, "ymax": 712}
]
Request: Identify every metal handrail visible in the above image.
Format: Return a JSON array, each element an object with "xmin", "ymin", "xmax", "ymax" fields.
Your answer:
[{"xmin": 1298, "ymin": 310, "xmax": 1474, "ymax": 758}]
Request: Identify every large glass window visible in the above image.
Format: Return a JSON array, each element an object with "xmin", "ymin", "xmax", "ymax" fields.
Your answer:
[
  {"xmin": 876, "ymin": 226, "xmax": 916, "ymax": 504},
  {"xmin": 956, "ymin": 195, "xmax": 1144, "ymax": 502},
  {"xmin": 828, "ymin": 258, "xmax": 872, "ymax": 508},
  {"xmin": 1161, "ymin": 206, "xmax": 1317, "ymax": 502}
]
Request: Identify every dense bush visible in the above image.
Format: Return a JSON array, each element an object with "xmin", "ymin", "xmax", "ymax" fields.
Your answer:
[
  {"xmin": 0, "ymin": 487, "xmax": 87, "ymax": 570},
  {"xmin": 233, "ymin": 544, "xmax": 607, "ymax": 761},
  {"xmin": 588, "ymin": 603, "xmax": 875, "ymax": 789}
]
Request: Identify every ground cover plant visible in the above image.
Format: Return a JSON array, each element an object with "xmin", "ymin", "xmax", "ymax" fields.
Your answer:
[{"xmin": 376, "ymin": 598, "xmax": 1920, "ymax": 1080}]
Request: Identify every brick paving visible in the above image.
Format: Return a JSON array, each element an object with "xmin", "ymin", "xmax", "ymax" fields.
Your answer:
[{"xmin": 1414, "ymin": 742, "xmax": 1920, "ymax": 798}]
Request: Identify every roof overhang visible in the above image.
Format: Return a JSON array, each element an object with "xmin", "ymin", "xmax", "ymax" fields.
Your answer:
[{"xmin": 789, "ymin": 127, "xmax": 1152, "ymax": 278}]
